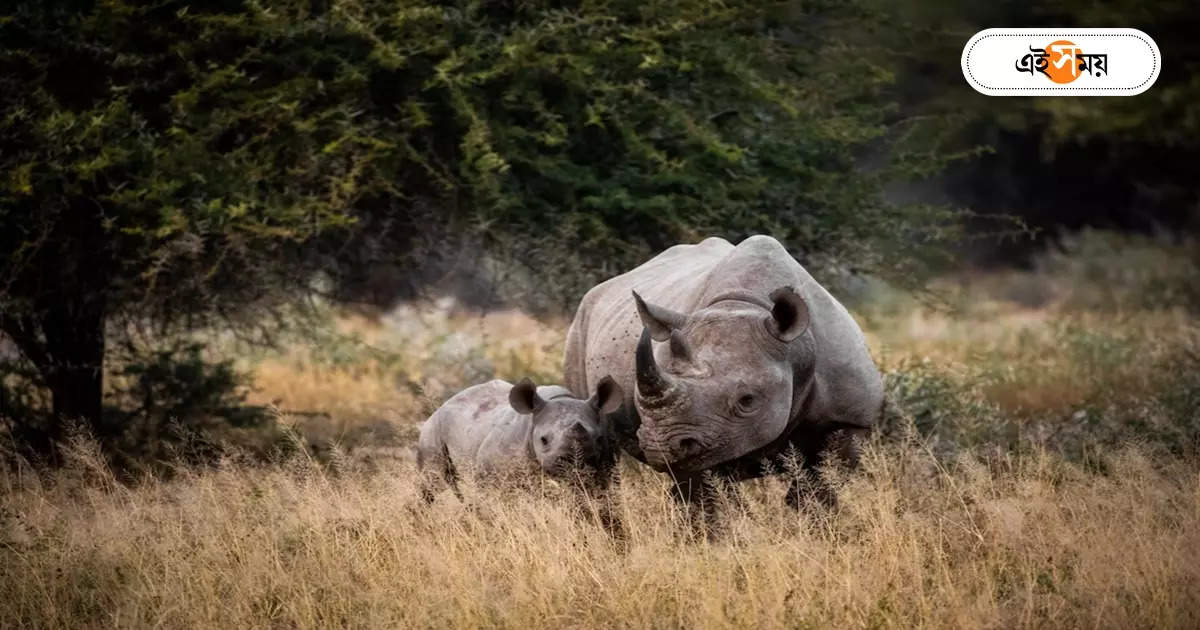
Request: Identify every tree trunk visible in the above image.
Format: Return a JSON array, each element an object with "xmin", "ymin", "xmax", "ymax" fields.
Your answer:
[
  {"xmin": 40, "ymin": 297, "xmax": 108, "ymax": 452},
  {"xmin": 2, "ymin": 297, "xmax": 108, "ymax": 462}
]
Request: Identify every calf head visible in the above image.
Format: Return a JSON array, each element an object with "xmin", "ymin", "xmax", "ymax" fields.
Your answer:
[
  {"xmin": 632, "ymin": 287, "xmax": 812, "ymax": 473},
  {"xmin": 508, "ymin": 376, "xmax": 623, "ymax": 478}
]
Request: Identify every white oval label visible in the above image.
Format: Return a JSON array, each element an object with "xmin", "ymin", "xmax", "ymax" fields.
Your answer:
[{"xmin": 962, "ymin": 28, "xmax": 1159, "ymax": 96}]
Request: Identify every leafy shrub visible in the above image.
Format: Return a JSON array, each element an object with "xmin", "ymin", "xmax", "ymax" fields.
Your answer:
[
  {"xmin": 879, "ymin": 232, "xmax": 1200, "ymax": 461},
  {"xmin": 104, "ymin": 342, "xmax": 272, "ymax": 468},
  {"xmin": 881, "ymin": 358, "xmax": 1011, "ymax": 458}
]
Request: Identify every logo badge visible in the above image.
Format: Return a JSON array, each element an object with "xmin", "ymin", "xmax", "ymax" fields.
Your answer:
[{"xmin": 962, "ymin": 28, "xmax": 1159, "ymax": 95}]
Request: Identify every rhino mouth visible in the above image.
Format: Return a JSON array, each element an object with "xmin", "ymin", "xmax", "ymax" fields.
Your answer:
[
  {"xmin": 644, "ymin": 455, "xmax": 698, "ymax": 473},
  {"xmin": 642, "ymin": 451, "xmax": 705, "ymax": 474},
  {"xmin": 636, "ymin": 425, "xmax": 709, "ymax": 472}
]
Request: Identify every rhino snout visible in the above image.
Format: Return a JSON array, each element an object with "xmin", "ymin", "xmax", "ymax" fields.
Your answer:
[
  {"xmin": 541, "ymin": 431, "xmax": 609, "ymax": 477},
  {"xmin": 637, "ymin": 425, "xmax": 706, "ymax": 470}
]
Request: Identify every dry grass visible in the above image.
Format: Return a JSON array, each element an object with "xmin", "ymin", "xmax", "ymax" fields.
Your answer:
[
  {"xmin": 2, "ymin": 230, "xmax": 1198, "ymax": 628},
  {"xmin": 866, "ymin": 295, "xmax": 1195, "ymax": 416},
  {"xmin": 2, "ymin": 432, "xmax": 1198, "ymax": 628},
  {"xmin": 239, "ymin": 299, "xmax": 568, "ymax": 451}
]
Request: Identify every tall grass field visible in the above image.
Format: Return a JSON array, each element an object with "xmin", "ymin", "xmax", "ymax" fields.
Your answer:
[{"xmin": 2, "ymin": 231, "xmax": 1198, "ymax": 628}]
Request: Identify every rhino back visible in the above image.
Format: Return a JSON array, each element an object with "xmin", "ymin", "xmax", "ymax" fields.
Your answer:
[{"xmin": 421, "ymin": 380, "xmax": 534, "ymax": 473}]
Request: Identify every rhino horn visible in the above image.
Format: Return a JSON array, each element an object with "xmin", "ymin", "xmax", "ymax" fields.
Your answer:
[
  {"xmin": 632, "ymin": 290, "xmax": 687, "ymax": 342},
  {"xmin": 668, "ymin": 329, "xmax": 692, "ymax": 362},
  {"xmin": 636, "ymin": 327, "xmax": 677, "ymax": 402}
]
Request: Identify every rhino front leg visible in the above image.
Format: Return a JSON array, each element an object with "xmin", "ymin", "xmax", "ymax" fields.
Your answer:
[
  {"xmin": 670, "ymin": 473, "xmax": 741, "ymax": 540},
  {"xmin": 784, "ymin": 426, "xmax": 868, "ymax": 511},
  {"xmin": 784, "ymin": 467, "xmax": 836, "ymax": 510}
]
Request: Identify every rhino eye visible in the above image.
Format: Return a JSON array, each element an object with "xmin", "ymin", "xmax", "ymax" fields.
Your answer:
[
  {"xmin": 540, "ymin": 435, "xmax": 549, "ymax": 447},
  {"xmin": 735, "ymin": 394, "xmax": 758, "ymax": 415}
]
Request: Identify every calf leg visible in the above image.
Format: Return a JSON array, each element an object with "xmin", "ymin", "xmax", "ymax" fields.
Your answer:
[
  {"xmin": 574, "ymin": 480, "xmax": 627, "ymax": 547},
  {"xmin": 417, "ymin": 444, "xmax": 462, "ymax": 504}
]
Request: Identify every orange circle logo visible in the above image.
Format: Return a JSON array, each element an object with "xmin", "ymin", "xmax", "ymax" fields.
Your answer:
[{"xmin": 1043, "ymin": 40, "xmax": 1084, "ymax": 84}]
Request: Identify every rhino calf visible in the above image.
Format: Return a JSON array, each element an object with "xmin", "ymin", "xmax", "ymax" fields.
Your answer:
[{"xmin": 417, "ymin": 376, "xmax": 623, "ymax": 501}]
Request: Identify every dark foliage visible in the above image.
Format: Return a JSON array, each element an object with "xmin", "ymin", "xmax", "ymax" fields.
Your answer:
[{"xmin": 881, "ymin": 0, "xmax": 1200, "ymax": 264}]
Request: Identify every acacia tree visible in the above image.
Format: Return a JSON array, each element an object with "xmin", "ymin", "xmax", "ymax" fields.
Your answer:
[
  {"xmin": 0, "ymin": 2, "xmax": 379, "ymax": 455},
  {"xmin": 362, "ymin": 0, "xmax": 968, "ymax": 308},
  {"xmin": 1, "ymin": 0, "xmax": 963, "ymax": 460}
]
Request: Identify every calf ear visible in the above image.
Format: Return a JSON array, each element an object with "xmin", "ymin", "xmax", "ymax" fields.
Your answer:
[
  {"xmin": 508, "ymin": 378, "xmax": 545, "ymax": 414},
  {"xmin": 633, "ymin": 290, "xmax": 687, "ymax": 342},
  {"xmin": 768, "ymin": 286, "xmax": 810, "ymax": 342},
  {"xmin": 590, "ymin": 375, "xmax": 624, "ymax": 415}
]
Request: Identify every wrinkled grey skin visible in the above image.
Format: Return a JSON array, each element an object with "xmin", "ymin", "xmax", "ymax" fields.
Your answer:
[
  {"xmin": 417, "ymin": 376, "xmax": 623, "ymax": 501},
  {"xmin": 564, "ymin": 235, "xmax": 882, "ymax": 507}
]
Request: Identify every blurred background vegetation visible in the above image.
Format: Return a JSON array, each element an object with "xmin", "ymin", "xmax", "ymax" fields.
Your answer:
[{"xmin": 0, "ymin": 0, "xmax": 1197, "ymax": 470}]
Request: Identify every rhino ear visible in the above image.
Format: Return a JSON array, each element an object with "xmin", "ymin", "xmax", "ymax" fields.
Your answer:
[
  {"xmin": 768, "ymin": 286, "xmax": 810, "ymax": 342},
  {"xmin": 633, "ymin": 290, "xmax": 687, "ymax": 342},
  {"xmin": 508, "ymin": 378, "xmax": 545, "ymax": 414},
  {"xmin": 590, "ymin": 375, "xmax": 624, "ymax": 415}
]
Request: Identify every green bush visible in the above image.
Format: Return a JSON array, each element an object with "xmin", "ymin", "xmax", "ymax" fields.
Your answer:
[
  {"xmin": 883, "ymin": 311, "xmax": 1200, "ymax": 461},
  {"xmin": 104, "ymin": 342, "xmax": 273, "ymax": 468}
]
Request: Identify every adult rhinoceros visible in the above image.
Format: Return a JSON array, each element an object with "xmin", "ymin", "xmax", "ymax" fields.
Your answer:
[{"xmin": 563, "ymin": 235, "xmax": 882, "ymax": 507}]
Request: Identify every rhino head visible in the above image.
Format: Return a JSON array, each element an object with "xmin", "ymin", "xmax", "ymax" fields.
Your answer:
[
  {"xmin": 509, "ymin": 376, "xmax": 623, "ymax": 478},
  {"xmin": 631, "ymin": 288, "xmax": 811, "ymax": 473}
]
